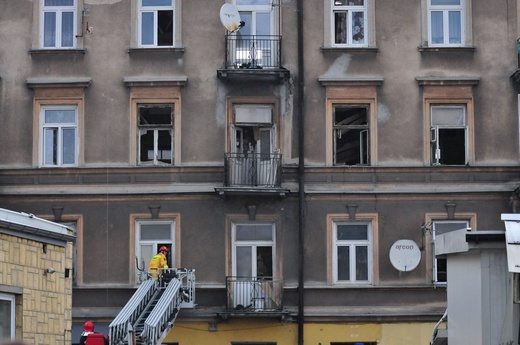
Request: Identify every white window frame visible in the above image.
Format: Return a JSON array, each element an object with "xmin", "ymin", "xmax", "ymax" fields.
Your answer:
[
  {"xmin": 234, "ymin": 0, "xmax": 276, "ymax": 35},
  {"xmin": 40, "ymin": 0, "xmax": 77, "ymax": 49},
  {"xmin": 431, "ymin": 220, "xmax": 470, "ymax": 285},
  {"xmin": 231, "ymin": 222, "xmax": 276, "ymax": 278},
  {"xmin": 40, "ymin": 105, "xmax": 79, "ymax": 167},
  {"xmin": 135, "ymin": 219, "xmax": 175, "ymax": 283},
  {"xmin": 427, "ymin": 0, "xmax": 465, "ymax": 47},
  {"xmin": 332, "ymin": 220, "xmax": 373, "ymax": 284},
  {"xmin": 430, "ymin": 104, "xmax": 467, "ymax": 166},
  {"xmin": 138, "ymin": 0, "xmax": 176, "ymax": 48},
  {"xmin": 0, "ymin": 293, "xmax": 15, "ymax": 341},
  {"xmin": 330, "ymin": 0, "xmax": 368, "ymax": 47}
]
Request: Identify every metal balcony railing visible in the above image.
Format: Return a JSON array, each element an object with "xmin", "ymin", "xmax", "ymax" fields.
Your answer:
[
  {"xmin": 224, "ymin": 34, "xmax": 282, "ymax": 69},
  {"xmin": 224, "ymin": 152, "xmax": 281, "ymax": 188},
  {"xmin": 226, "ymin": 276, "xmax": 283, "ymax": 312}
]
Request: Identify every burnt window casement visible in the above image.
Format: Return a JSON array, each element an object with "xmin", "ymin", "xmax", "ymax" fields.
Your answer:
[
  {"xmin": 138, "ymin": 104, "xmax": 174, "ymax": 165},
  {"xmin": 430, "ymin": 105, "xmax": 467, "ymax": 165},
  {"xmin": 333, "ymin": 105, "xmax": 369, "ymax": 165}
]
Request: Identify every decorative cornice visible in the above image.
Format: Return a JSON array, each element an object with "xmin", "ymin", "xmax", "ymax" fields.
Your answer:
[
  {"xmin": 415, "ymin": 76, "xmax": 480, "ymax": 86},
  {"xmin": 319, "ymin": 76, "xmax": 384, "ymax": 87},
  {"xmin": 26, "ymin": 77, "xmax": 92, "ymax": 88},
  {"xmin": 123, "ymin": 76, "xmax": 188, "ymax": 87}
]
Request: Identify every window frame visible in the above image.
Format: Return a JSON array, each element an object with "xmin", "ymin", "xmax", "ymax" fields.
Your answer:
[
  {"xmin": 327, "ymin": 213, "xmax": 379, "ymax": 286},
  {"xmin": 39, "ymin": 105, "xmax": 79, "ymax": 167},
  {"xmin": 424, "ymin": 212, "xmax": 477, "ymax": 286},
  {"xmin": 330, "ymin": 0, "xmax": 368, "ymax": 47},
  {"xmin": 324, "ymin": 0, "xmax": 375, "ymax": 49},
  {"xmin": 40, "ymin": 0, "xmax": 78, "ymax": 49},
  {"xmin": 421, "ymin": 0, "xmax": 472, "ymax": 48},
  {"xmin": 234, "ymin": 0, "xmax": 279, "ymax": 36},
  {"xmin": 231, "ymin": 221, "xmax": 276, "ymax": 278},
  {"xmin": 0, "ymin": 293, "xmax": 16, "ymax": 341},
  {"xmin": 422, "ymin": 84, "xmax": 475, "ymax": 166},
  {"xmin": 135, "ymin": 0, "xmax": 182, "ymax": 48},
  {"xmin": 430, "ymin": 104, "xmax": 468, "ymax": 166},
  {"xmin": 137, "ymin": 103, "xmax": 175, "ymax": 166},
  {"xmin": 427, "ymin": 0, "xmax": 464, "ymax": 47},
  {"xmin": 129, "ymin": 85, "xmax": 182, "ymax": 166},
  {"xmin": 324, "ymin": 84, "xmax": 378, "ymax": 166},
  {"xmin": 333, "ymin": 104, "xmax": 370, "ymax": 166},
  {"xmin": 130, "ymin": 213, "xmax": 181, "ymax": 285}
]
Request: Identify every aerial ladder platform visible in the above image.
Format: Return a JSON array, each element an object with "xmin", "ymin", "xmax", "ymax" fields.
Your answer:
[{"xmin": 109, "ymin": 268, "xmax": 195, "ymax": 345}]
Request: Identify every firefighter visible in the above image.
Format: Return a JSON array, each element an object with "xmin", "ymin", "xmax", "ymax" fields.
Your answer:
[
  {"xmin": 148, "ymin": 246, "xmax": 169, "ymax": 279},
  {"xmin": 79, "ymin": 321, "xmax": 95, "ymax": 345}
]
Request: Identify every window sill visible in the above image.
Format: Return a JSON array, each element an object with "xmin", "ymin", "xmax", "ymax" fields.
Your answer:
[
  {"xmin": 127, "ymin": 47, "xmax": 186, "ymax": 54},
  {"xmin": 29, "ymin": 48, "xmax": 87, "ymax": 56},
  {"xmin": 418, "ymin": 46, "xmax": 476, "ymax": 53},
  {"xmin": 321, "ymin": 46, "xmax": 378, "ymax": 53}
]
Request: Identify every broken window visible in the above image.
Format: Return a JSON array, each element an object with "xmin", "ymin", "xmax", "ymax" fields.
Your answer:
[
  {"xmin": 428, "ymin": 0, "xmax": 464, "ymax": 46},
  {"xmin": 228, "ymin": 104, "xmax": 278, "ymax": 186},
  {"xmin": 139, "ymin": 0, "xmax": 174, "ymax": 47},
  {"xmin": 430, "ymin": 105, "xmax": 467, "ymax": 165},
  {"xmin": 333, "ymin": 105, "xmax": 369, "ymax": 165},
  {"xmin": 42, "ymin": 0, "xmax": 76, "ymax": 48},
  {"xmin": 332, "ymin": 0, "xmax": 366, "ymax": 46},
  {"xmin": 41, "ymin": 106, "xmax": 78, "ymax": 167},
  {"xmin": 138, "ymin": 104, "xmax": 173, "ymax": 165}
]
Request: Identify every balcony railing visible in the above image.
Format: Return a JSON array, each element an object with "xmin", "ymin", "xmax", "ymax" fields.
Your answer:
[
  {"xmin": 225, "ymin": 276, "xmax": 283, "ymax": 312},
  {"xmin": 224, "ymin": 152, "xmax": 281, "ymax": 188},
  {"xmin": 224, "ymin": 34, "xmax": 282, "ymax": 69}
]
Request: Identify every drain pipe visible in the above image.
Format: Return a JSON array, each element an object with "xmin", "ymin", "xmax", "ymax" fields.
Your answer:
[{"xmin": 296, "ymin": 0, "xmax": 305, "ymax": 344}]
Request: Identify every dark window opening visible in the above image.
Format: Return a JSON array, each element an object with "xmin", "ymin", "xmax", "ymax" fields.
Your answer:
[
  {"xmin": 138, "ymin": 104, "xmax": 174, "ymax": 165},
  {"xmin": 157, "ymin": 10, "xmax": 173, "ymax": 46},
  {"xmin": 334, "ymin": 105, "xmax": 369, "ymax": 165}
]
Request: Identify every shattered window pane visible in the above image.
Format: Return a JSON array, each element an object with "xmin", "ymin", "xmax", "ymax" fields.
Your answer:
[{"xmin": 138, "ymin": 104, "xmax": 174, "ymax": 165}]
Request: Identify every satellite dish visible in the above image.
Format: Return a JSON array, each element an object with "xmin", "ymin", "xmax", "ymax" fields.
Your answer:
[
  {"xmin": 220, "ymin": 4, "xmax": 242, "ymax": 32},
  {"xmin": 389, "ymin": 240, "xmax": 421, "ymax": 272}
]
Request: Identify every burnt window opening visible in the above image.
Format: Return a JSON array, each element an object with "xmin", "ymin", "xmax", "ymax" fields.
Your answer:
[
  {"xmin": 430, "ymin": 105, "xmax": 467, "ymax": 166},
  {"xmin": 138, "ymin": 104, "xmax": 174, "ymax": 165},
  {"xmin": 333, "ymin": 105, "xmax": 369, "ymax": 166},
  {"xmin": 157, "ymin": 10, "xmax": 174, "ymax": 46}
]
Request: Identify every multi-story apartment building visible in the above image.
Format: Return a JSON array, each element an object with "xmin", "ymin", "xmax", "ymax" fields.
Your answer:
[{"xmin": 1, "ymin": 0, "xmax": 519, "ymax": 344}]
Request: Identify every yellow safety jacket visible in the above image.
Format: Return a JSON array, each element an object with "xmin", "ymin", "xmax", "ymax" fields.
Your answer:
[{"xmin": 148, "ymin": 252, "xmax": 168, "ymax": 278}]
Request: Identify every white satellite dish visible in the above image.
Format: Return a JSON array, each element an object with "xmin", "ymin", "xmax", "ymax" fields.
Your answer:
[
  {"xmin": 220, "ymin": 3, "xmax": 242, "ymax": 32},
  {"xmin": 389, "ymin": 239, "xmax": 421, "ymax": 272}
]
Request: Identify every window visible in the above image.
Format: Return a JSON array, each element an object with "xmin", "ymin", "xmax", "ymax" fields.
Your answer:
[
  {"xmin": 40, "ymin": 105, "xmax": 78, "ymax": 167},
  {"xmin": 0, "ymin": 293, "xmax": 15, "ymax": 341},
  {"xmin": 331, "ymin": 0, "xmax": 367, "ymax": 46},
  {"xmin": 428, "ymin": 0, "xmax": 464, "ymax": 46},
  {"xmin": 419, "ymin": 79, "xmax": 477, "ymax": 166},
  {"xmin": 233, "ymin": 0, "xmax": 278, "ymax": 68},
  {"xmin": 333, "ymin": 221, "xmax": 373, "ymax": 284},
  {"xmin": 232, "ymin": 222, "xmax": 275, "ymax": 278},
  {"xmin": 138, "ymin": 0, "xmax": 175, "ymax": 47},
  {"xmin": 227, "ymin": 102, "xmax": 279, "ymax": 186},
  {"xmin": 135, "ymin": 220, "xmax": 175, "ymax": 283},
  {"xmin": 137, "ymin": 104, "xmax": 174, "ymax": 166},
  {"xmin": 430, "ymin": 105, "xmax": 467, "ymax": 165},
  {"xmin": 333, "ymin": 104, "xmax": 369, "ymax": 165},
  {"xmin": 322, "ymin": 81, "xmax": 380, "ymax": 166},
  {"xmin": 432, "ymin": 220, "xmax": 469, "ymax": 283},
  {"xmin": 41, "ymin": 0, "xmax": 76, "ymax": 48}
]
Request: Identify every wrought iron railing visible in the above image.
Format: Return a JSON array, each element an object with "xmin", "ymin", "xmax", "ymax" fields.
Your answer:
[
  {"xmin": 224, "ymin": 152, "xmax": 281, "ymax": 188},
  {"xmin": 224, "ymin": 34, "xmax": 282, "ymax": 69},
  {"xmin": 225, "ymin": 276, "xmax": 283, "ymax": 312}
]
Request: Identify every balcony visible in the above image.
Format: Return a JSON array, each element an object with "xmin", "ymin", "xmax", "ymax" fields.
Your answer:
[
  {"xmin": 217, "ymin": 35, "xmax": 289, "ymax": 82},
  {"xmin": 218, "ymin": 276, "xmax": 290, "ymax": 320},
  {"xmin": 215, "ymin": 152, "xmax": 289, "ymax": 197}
]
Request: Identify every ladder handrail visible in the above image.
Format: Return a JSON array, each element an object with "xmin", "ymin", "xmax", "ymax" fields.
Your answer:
[
  {"xmin": 141, "ymin": 279, "xmax": 183, "ymax": 345},
  {"xmin": 109, "ymin": 279, "xmax": 158, "ymax": 345}
]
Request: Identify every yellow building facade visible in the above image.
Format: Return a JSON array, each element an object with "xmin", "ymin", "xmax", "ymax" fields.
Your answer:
[{"xmin": 0, "ymin": 208, "xmax": 75, "ymax": 344}]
